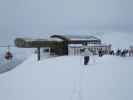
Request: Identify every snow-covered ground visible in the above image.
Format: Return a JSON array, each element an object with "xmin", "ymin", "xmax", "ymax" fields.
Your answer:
[{"xmin": 0, "ymin": 55, "xmax": 133, "ymax": 100}]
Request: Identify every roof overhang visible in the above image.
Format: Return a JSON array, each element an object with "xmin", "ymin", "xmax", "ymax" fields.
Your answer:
[{"xmin": 15, "ymin": 38, "xmax": 63, "ymax": 48}]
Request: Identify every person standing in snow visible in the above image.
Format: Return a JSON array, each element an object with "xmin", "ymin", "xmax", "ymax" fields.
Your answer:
[
  {"xmin": 82, "ymin": 48, "xmax": 91, "ymax": 65},
  {"xmin": 98, "ymin": 49, "xmax": 103, "ymax": 57},
  {"xmin": 116, "ymin": 48, "xmax": 121, "ymax": 56},
  {"xmin": 129, "ymin": 46, "xmax": 133, "ymax": 56},
  {"xmin": 84, "ymin": 55, "xmax": 90, "ymax": 65}
]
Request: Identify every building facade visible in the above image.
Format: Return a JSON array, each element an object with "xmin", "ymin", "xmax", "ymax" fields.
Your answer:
[{"xmin": 15, "ymin": 34, "xmax": 112, "ymax": 57}]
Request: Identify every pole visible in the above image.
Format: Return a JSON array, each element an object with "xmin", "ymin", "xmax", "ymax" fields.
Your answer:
[
  {"xmin": 7, "ymin": 45, "xmax": 10, "ymax": 52},
  {"xmin": 37, "ymin": 47, "xmax": 41, "ymax": 61}
]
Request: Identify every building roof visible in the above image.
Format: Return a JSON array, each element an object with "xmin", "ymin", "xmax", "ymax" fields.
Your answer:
[
  {"xmin": 15, "ymin": 34, "xmax": 101, "ymax": 48},
  {"xmin": 15, "ymin": 38, "xmax": 63, "ymax": 48},
  {"xmin": 50, "ymin": 34, "xmax": 101, "ymax": 41},
  {"xmin": 68, "ymin": 43, "xmax": 111, "ymax": 47}
]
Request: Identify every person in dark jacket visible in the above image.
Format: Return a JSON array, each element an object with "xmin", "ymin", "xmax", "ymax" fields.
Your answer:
[
  {"xmin": 82, "ymin": 49, "xmax": 91, "ymax": 65},
  {"xmin": 84, "ymin": 56, "xmax": 90, "ymax": 65},
  {"xmin": 98, "ymin": 49, "xmax": 103, "ymax": 57},
  {"xmin": 116, "ymin": 49, "xmax": 121, "ymax": 56}
]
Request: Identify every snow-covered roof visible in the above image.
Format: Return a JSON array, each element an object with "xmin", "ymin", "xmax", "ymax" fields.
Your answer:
[
  {"xmin": 23, "ymin": 38, "xmax": 62, "ymax": 42},
  {"xmin": 68, "ymin": 43, "xmax": 111, "ymax": 47},
  {"xmin": 35, "ymin": 38, "xmax": 63, "ymax": 42},
  {"xmin": 67, "ymin": 35, "xmax": 100, "ymax": 41},
  {"xmin": 50, "ymin": 34, "xmax": 101, "ymax": 41},
  {"xmin": 15, "ymin": 38, "xmax": 63, "ymax": 45},
  {"xmin": 68, "ymin": 44, "xmax": 83, "ymax": 47}
]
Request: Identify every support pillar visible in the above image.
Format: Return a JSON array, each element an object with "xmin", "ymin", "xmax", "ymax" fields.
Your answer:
[{"xmin": 37, "ymin": 47, "xmax": 41, "ymax": 61}]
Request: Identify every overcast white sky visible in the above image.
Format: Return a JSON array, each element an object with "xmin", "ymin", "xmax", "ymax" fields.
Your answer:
[{"xmin": 0, "ymin": 0, "xmax": 133, "ymax": 40}]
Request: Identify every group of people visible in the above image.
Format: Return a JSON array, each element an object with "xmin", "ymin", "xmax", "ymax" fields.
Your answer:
[
  {"xmin": 109, "ymin": 48, "xmax": 133, "ymax": 57},
  {"xmin": 83, "ymin": 47, "xmax": 133, "ymax": 65},
  {"xmin": 115, "ymin": 49, "xmax": 128, "ymax": 57},
  {"xmin": 98, "ymin": 48, "xmax": 133, "ymax": 57}
]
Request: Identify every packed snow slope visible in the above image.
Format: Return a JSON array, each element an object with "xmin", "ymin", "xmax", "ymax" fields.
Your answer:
[{"xmin": 0, "ymin": 55, "xmax": 133, "ymax": 100}]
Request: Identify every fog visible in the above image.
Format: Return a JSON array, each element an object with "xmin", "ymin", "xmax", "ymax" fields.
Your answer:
[{"xmin": 0, "ymin": 0, "xmax": 133, "ymax": 42}]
